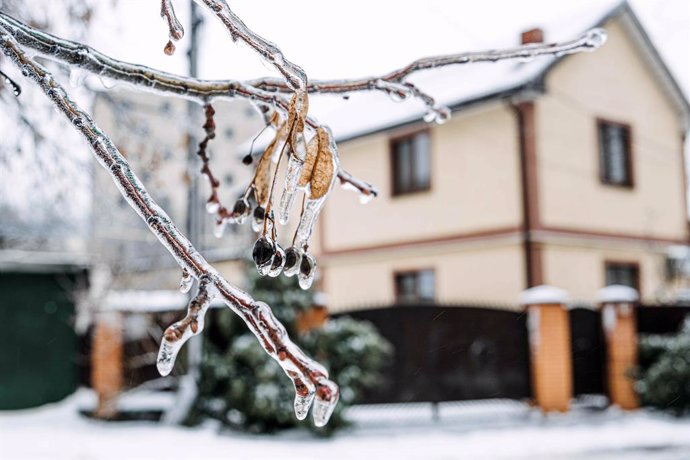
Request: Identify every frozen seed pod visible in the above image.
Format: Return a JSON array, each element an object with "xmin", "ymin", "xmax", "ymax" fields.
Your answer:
[
  {"xmin": 268, "ymin": 244, "xmax": 285, "ymax": 277},
  {"xmin": 283, "ymin": 247, "xmax": 302, "ymax": 277},
  {"xmin": 242, "ymin": 153, "xmax": 253, "ymax": 165},
  {"xmin": 298, "ymin": 253, "xmax": 316, "ymax": 290},
  {"xmin": 232, "ymin": 198, "xmax": 251, "ymax": 224},
  {"xmin": 252, "ymin": 236, "xmax": 276, "ymax": 275},
  {"xmin": 251, "ymin": 206, "xmax": 265, "ymax": 232}
]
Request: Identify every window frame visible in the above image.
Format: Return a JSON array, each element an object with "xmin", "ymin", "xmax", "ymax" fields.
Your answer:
[
  {"xmin": 393, "ymin": 268, "xmax": 436, "ymax": 304},
  {"xmin": 604, "ymin": 260, "xmax": 641, "ymax": 295},
  {"xmin": 389, "ymin": 127, "xmax": 432, "ymax": 197},
  {"xmin": 596, "ymin": 118, "xmax": 634, "ymax": 188}
]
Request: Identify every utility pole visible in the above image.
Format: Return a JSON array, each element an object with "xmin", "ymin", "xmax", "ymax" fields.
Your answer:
[{"xmin": 164, "ymin": 0, "xmax": 204, "ymax": 424}]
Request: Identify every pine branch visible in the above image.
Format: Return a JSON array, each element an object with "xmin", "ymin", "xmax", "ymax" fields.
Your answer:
[{"xmin": 0, "ymin": 27, "xmax": 339, "ymax": 427}]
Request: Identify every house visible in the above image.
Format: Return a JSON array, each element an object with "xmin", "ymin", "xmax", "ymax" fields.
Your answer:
[{"xmin": 311, "ymin": 2, "xmax": 690, "ymax": 312}]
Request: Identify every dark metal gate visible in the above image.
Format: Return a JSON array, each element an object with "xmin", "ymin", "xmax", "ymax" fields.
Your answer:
[
  {"xmin": 569, "ymin": 307, "xmax": 606, "ymax": 396},
  {"xmin": 335, "ymin": 305, "xmax": 531, "ymax": 404}
]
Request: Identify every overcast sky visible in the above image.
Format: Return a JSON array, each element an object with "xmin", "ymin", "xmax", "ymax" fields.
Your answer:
[{"xmin": 91, "ymin": 0, "xmax": 689, "ymax": 99}]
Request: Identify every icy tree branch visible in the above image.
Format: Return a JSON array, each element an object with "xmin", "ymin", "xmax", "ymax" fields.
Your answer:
[
  {"xmin": 250, "ymin": 28, "xmax": 608, "ymax": 116},
  {"xmin": 194, "ymin": 0, "xmax": 307, "ymax": 91},
  {"xmin": 0, "ymin": 27, "xmax": 338, "ymax": 427},
  {"xmin": 160, "ymin": 0, "xmax": 184, "ymax": 55},
  {"xmin": 0, "ymin": 11, "xmax": 377, "ymax": 199}
]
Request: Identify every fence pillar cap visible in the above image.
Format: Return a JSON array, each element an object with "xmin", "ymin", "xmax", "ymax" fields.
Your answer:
[
  {"xmin": 596, "ymin": 284, "xmax": 639, "ymax": 304},
  {"xmin": 519, "ymin": 285, "xmax": 569, "ymax": 306}
]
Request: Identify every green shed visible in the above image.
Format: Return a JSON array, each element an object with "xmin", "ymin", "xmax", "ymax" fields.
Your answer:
[{"xmin": 0, "ymin": 251, "xmax": 88, "ymax": 410}]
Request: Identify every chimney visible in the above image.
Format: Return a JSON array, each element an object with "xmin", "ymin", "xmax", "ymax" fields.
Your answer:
[{"xmin": 521, "ymin": 28, "xmax": 544, "ymax": 45}]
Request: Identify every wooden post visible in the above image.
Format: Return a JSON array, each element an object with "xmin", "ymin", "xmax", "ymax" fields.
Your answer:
[
  {"xmin": 91, "ymin": 311, "xmax": 123, "ymax": 419},
  {"xmin": 520, "ymin": 285, "xmax": 572, "ymax": 412},
  {"xmin": 596, "ymin": 285, "xmax": 639, "ymax": 410}
]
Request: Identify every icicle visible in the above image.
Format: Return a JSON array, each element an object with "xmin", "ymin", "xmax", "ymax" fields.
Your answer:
[
  {"xmin": 68, "ymin": 68, "xmax": 86, "ymax": 88},
  {"xmin": 213, "ymin": 219, "xmax": 226, "ymax": 238},
  {"xmin": 298, "ymin": 252, "xmax": 316, "ymax": 290},
  {"xmin": 359, "ymin": 192, "xmax": 375, "ymax": 205},
  {"xmin": 278, "ymin": 137, "xmax": 306, "ymax": 225},
  {"xmin": 294, "ymin": 197, "xmax": 326, "ymax": 249},
  {"xmin": 157, "ymin": 276, "xmax": 216, "ymax": 376},
  {"xmin": 206, "ymin": 200, "xmax": 220, "ymax": 214},
  {"xmin": 423, "ymin": 105, "xmax": 451, "ymax": 124},
  {"xmin": 292, "ymin": 375, "xmax": 316, "ymax": 420},
  {"xmin": 374, "ymin": 79, "xmax": 412, "ymax": 102},
  {"xmin": 179, "ymin": 269, "xmax": 193, "ymax": 293},
  {"xmin": 583, "ymin": 28, "xmax": 607, "ymax": 50},
  {"xmin": 313, "ymin": 379, "xmax": 339, "ymax": 427},
  {"xmin": 251, "ymin": 206, "xmax": 265, "ymax": 232}
]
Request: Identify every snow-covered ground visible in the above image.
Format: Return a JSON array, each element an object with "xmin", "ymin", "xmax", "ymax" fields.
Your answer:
[{"xmin": 1, "ymin": 391, "xmax": 689, "ymax": 460}]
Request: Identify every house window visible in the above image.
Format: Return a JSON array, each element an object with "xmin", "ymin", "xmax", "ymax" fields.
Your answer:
[
  {"xmin": 598, "ymin": 120, "xmax": 633, "ymax": 187},
  {"xmin": 395, "ymin": 269, "xmax": 435, "ymax": 304},
  {"xmin": 391, "ymin": 131, "xmax": 431, "ymax": 195},
  {"xmin": 605, "ymin": 262, "xmax": 640, "ymax": 292}
]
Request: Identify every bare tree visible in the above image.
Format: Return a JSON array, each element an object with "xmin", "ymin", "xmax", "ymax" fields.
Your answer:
[{"xmin": 0, "ymin": 0, "xmax": 606, "ymax": 426}]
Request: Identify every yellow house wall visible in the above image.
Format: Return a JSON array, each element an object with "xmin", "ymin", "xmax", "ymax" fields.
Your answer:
[
  {"xmin": 320, "ymin": 103, "xmax": 523, "ymax": 253},
  {"xmin": 536, "ymin": 20, "xmax": 686, "ymax": 240},
  {"xmin": 323, "ymin": 241, "xmax": 525, "ymax": 312}
]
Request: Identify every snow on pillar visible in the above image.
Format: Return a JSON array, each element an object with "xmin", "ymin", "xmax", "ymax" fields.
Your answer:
[
  {"xmin": 520, "ymin": 285, "xmax": 572, "ymax": 412},
  {"xmin": 91, "ymin": 311, "xmax": 123, "ymax": 419},
  {"xmin": 596, "ymin": 285, "xmax": 639, "ymax": 410}
]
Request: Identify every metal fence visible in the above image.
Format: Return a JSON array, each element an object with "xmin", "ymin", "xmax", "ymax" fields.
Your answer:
[{"xmin": 335, "ymin": 304, "xmax": 532, "ymax": 404}]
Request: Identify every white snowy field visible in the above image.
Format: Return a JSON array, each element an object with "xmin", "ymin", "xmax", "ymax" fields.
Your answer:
[{"xmin": 1, "ymin": 391, "xmax": 690, "ymax": 460}]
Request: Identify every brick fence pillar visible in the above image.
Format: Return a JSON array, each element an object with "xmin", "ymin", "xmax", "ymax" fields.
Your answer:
[
  {"xmin": 91, "ymin": 311, "xmax": 123, "ymax": 419},
  {"xmin": 520, "ymin": 285, "xmax": 572, "ymax": 412},
  {"xmin": 596, "ymin": 285, "xmax": 639, "ymax": 410}
]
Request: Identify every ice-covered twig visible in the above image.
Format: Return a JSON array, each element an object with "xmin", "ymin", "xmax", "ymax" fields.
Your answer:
[
  {"xmin": 157, "ymin": 275, "xmax": 215, "ymax": 376},
  {"xmin": 251, "ymin": 28, "xmax": 608, "ymax": 113},
  {"xmin": 0, "ymin": 28, "xmax": 338, "ymax": 426},
  {"xmin": 0, "ymin": 68, "xmax": 21, "ymax": 96},
  {"xmin": 194, "ymin": 0, "xmax": 306, "ymax": 92},
  {"xmin": 160, "ymin": 0, "xmax": 184, "ymax": 55}
]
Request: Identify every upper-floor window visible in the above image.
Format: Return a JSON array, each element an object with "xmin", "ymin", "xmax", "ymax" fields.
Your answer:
[
  {"xmin": 605, "ymin": 261, "xmax": 640, "ymax": 292},
  {"xmin": 598, "ymin": 120, "xmax": 633, "ymax": 187},
  {"xmin": 391, "ymin": 131, "xmax": 431, "ymax": 196},
  {"xmin": 395, "ymin": 269, "xmax": 435, "ymax": 304}
]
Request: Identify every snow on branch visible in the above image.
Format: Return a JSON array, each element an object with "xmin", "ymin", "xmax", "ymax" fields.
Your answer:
[{"xmin": 0, "ymin": 27, "xmax": 339, "ymax": 427}]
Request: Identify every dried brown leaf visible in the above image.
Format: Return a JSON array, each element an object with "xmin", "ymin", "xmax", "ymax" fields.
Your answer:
[
  {"xmin": 310, "ymin": 130, "xmax": 335, "ymax": 199},
  {"xmin": 254, "ymin": 122, "xmax": 287, "ymax": 204},
  {"xmin": 298, "ymin": 129, "xmax": 323, "ymax": 187}
]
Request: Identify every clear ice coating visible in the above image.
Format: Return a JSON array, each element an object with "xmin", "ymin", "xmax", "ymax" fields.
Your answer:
[
  {"xmin": 268, "ymin": 244, "xmax": 285, "ymax": 277},
  {"xmin": 313, "ymin": 379, "xmax": 340, "ymax": 427},
  {"xmin": 213, "ymin": 219, "xmax": 226, "ymax": 238},
  {"xmin": 298, "ymin": 252, "xmax": 316, "ymax": 290},
  {"xmin": 0, "ymin": 25, "xmax": 343, "ymax": 428},
  {"xmin": 282, "ymin": 247, "xmax": 302, "ymax": 277},
  {"xmin": 293, "ymin": 379, "xmax": 316, "ymax": 420},
  {"xmin": 583, "ymin": 28, "xmax": 607, "ymax": 49},
  {"xmin": 279, "ymin": 155, "xmax": 302, "ymax": 225},
  {"xmin": 179, "ymin": 269, "xmax": 193, "ymax": 293},
  {"xmin": 423, "ymin": 105, "xmax": 451, "ymax": 124},
  {"xmin": 374, "ymin": 79, "xmax": 412, "ymax": 102},
  {"xmin": 157, "ymin": 278, "xmax": 215, "ymax": 376}
]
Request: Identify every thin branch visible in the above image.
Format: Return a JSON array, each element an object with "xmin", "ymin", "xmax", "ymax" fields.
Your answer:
[
  {"xmin": 251, "ymin": 28, "xmax": 608, "ymax": 112},
  {"xmin": 0, "ymin": 27, "xmax": 338, "ymax": 426},
  {"xmin": 0, "ymin": 12, "xmax": 375, "ymax": 198},
  {"xmin": 195, "ymin": 0, "xmax": 306, "ymax": 91},
  {"xmin": 160, "ymin": 0, "xmax": 184, "ymax": 55}
]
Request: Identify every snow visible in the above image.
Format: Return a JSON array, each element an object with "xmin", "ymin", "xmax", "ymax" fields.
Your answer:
[
  {"xmin": 103, "ymin": 290, "xmax": 226, "ymax": 313},
  {"xmin": 519, "ymin": 285, "xmax": 570, "ymax": 305},
  {"xmin": 2, "ymin": 390, "xmax": 690, "ymax": 460},
  {"xmin": 596, "ymin": 285, "xmax": 640, "ymax": 303}
]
